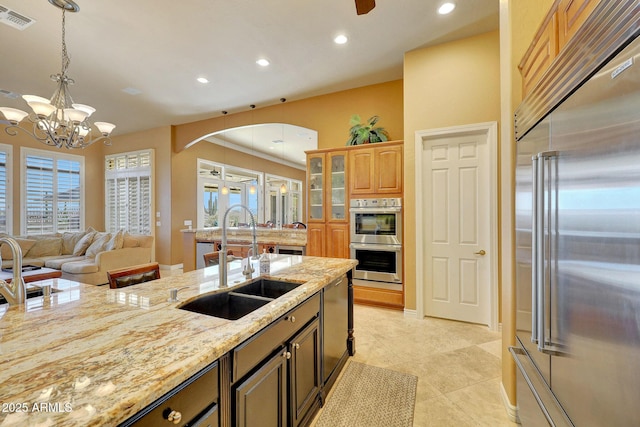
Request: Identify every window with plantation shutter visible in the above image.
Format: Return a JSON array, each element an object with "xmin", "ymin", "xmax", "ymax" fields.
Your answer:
[
  {"xmin": 21, "ymin": 148, "xmax": 83, "ymax": 235},
  {"xmin": 105, "ymin": 150, "xmax": 153, "ymax": 235},
  {"xmin": 0, "ymin": 144, "xmax": 12, "ymax": 234}
]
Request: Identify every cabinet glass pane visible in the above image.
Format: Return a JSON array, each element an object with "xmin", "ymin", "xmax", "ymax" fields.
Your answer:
[
  {"xmin": 330, "ymin": 155, "xmax": 345, "ymax": 220},
  {"xmin": 309, "ymin": 158, "xmax": 323, "ymax": 174}
]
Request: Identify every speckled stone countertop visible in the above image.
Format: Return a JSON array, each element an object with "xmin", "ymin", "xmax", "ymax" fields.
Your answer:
[
  {"xmin": 0, "ymin": 255, "xmax": 355, "ymax": 426},
  {"xmin": 183, "ymin": 227, "xmax": 307, "ymax": 246}
]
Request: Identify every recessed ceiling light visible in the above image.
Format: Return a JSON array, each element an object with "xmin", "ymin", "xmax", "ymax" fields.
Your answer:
[
  {"xmin": 256, "ymin": 58, "xmax": 270, "ymax": 67},
  {"xmin": 197, "ymin": 77, "xmax": 209, "ymax": 84},
  {"xmin": 334, "ymin": 34, "xmax": 348, "ymax": 45},
  {"xmin": 438, "ymin": 2, "xmax": 455, "ymax": 15}
]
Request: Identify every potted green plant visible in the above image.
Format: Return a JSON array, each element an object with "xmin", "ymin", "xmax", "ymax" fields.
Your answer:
[{"xmin": 346, "ymin": 114, "xmax": 389, "ymax": 145}]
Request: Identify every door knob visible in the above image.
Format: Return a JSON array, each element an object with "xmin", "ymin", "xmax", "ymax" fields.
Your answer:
[{"xmin": 475, "ymin": 250, "xmax": 486, "ymax": 256}]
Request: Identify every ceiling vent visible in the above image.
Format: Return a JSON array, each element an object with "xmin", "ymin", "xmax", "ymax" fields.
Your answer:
[{"xmin": 0, "ymin": 4, "xmax": 36, "ymax": 30}]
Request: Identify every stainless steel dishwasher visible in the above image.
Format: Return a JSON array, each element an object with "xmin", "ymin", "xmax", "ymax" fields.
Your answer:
[{"xmin": 322, "ymin": 275, "xmax": 349, "ymax": 386}]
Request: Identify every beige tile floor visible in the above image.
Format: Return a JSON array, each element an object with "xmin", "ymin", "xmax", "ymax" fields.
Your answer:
[{"xmin": 314, "ymin": 304, "xmax": 518, "ymax": 427}]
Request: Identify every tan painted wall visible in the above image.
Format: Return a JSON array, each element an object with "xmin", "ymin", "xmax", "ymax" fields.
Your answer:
[
  {"xmin": 173, "ymin": 80, "xmax": 404, "ymax": 152},
  {"xmin": 403, "ymin": 30, "xmax": 501, "ymax": 311},
  {"xmin": 501, "ymin": 0, "xmax": 556, "ymax": 408}
]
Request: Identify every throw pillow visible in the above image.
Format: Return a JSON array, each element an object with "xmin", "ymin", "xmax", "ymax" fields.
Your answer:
[
  {"xmin": 122, "ymin": 233, "xmax": 140, "ymax": 248},
  {"xmin": 105, "ymin": 229, "xmax": 125, "ymax": 251},
  {"xmin": 85, "ymin": 232, "xmax": 112, "ymax": 258},
  {"xmin": 25, "ymin": 237, "xmax": 63, "ymax": 258},
  {"xmin": 0, "ymin": 238, "xmax": 37, "ymax": 260},
  {"xmin": 73, "ymin": 231, "xmax": 96, "ymax": 256},
  {"xmin": 61, "ymin": 231, "xmax": 87, "ymax": 255}
]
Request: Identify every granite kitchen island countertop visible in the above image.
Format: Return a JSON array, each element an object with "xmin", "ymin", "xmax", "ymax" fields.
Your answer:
[{"xmin": 0, "ymin": 255, "xmax": 356, "ymax": 426}]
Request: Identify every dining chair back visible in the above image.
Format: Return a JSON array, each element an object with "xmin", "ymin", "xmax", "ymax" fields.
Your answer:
[{"xmin": 107, "ymin": 262, "xmax": 160, "ymax": 289}]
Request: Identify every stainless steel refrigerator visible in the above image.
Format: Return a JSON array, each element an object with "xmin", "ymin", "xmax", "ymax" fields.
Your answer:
[{"xmin": 511, "ymin": 34, "xmax": 640, "ymax": 426}]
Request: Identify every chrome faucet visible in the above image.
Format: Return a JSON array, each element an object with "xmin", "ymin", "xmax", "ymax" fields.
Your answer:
[
  {"xmin": 220, "ymin": 204, "xmax": 258, "ymax": 287},
  {"xmin": 0, "ymin": 237, "xmax": 26, "ymax": 305}
]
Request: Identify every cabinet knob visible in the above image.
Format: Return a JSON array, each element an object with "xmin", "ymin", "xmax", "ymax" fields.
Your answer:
[
  {"xmin": 293, "ymin": 343, "xmax": 300, "ymax": 350},
  {"xmin": 283, "ymin": 351, "xmax": 292, "ymax": 360},
  {"xmin": 165, "ymin": 409, "xmax": 182, "ymax": 424},
  {"xmin": 288, "ymin": 315, "xmax": 296, "ymax": 323}
]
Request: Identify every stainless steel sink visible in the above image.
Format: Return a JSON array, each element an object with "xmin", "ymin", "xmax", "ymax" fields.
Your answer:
[
  {"xmin": 178, "ymin": 279, "xmax": 304, "ymax": 320},
  {"xmin": 232, "ymin": 278, "xmax": 304, "ymax": 299},
  {"xmin": 0, "ymin": 286, "xmax": 61, "ymax": 305}
]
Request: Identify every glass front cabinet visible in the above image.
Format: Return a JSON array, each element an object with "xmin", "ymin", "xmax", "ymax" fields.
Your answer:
[{"xmin": 306, "ymin": 150, "xmax": 349, "ymax": 258}]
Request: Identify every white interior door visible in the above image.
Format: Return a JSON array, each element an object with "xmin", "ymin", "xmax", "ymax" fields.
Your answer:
[{"xmin": 417, "ymin": 123, "xmax": 496, "ymax": 326}]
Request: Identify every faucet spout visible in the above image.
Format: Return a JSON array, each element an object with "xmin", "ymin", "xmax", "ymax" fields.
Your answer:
[
  {"xmin": 0, "ymin": 237, "xmax": 25, "ymax": 305},
  {"xmin": 220, "ymin": 204, "xmax": 258, "ymax": 288}
]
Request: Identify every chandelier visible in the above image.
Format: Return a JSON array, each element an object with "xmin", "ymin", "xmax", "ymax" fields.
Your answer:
[{"xmin": 0, "ymin": 0, "xmax": 115, "ymax": 149}]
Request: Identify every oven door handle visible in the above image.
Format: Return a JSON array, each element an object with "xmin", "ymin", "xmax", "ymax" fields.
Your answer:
[
  {"xmin": 349, "ymin": 243, "xmax": 402, "ymax": 252},
  {"xmin": 349, "ymin": 207, "xmax": 402, "ymax": 214}
]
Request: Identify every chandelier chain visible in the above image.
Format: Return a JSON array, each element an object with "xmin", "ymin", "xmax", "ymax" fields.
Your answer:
[{"xmin": 61, "ymin": 9, "xmax": 70, "ymax": 75}]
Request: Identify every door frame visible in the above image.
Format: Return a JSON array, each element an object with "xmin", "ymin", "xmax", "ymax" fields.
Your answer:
[{"xmin": 414, "ymin": 121, "xmax": 498, "ymax": 330}]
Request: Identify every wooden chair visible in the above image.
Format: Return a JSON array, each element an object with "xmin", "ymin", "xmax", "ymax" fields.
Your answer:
[
  {"xmin": 203, "ymin": 250, "xmax": 234, "ymax": 267},
  {"xmin": 107, "ymin": 262, "xmax": 160, "ymax": 289}
]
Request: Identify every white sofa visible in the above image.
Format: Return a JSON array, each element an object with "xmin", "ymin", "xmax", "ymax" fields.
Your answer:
[{"xmin": 0, "ymin": 228, "xmax": 154, "ymax": 285}]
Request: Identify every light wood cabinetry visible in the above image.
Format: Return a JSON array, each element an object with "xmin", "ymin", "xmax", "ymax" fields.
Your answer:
[
  {"xmin": 519, "ymin": 0, "xmax": 601, "ymax": 97},
  {"xmin": 349, "ymin": 142, "xmax": 403, "ymax": 196},
  {"xmin": 519, "ymin": 12, "xmax": 558, "ymax": 97},
  {"xmin": 306, "ymin": 150, "xmax": 348, "ymax": 257},
  {"xmin": 557, "ymin": 0, "xmax": 601, "ymax": 49}
]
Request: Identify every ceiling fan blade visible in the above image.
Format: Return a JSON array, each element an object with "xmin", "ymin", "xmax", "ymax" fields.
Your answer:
[{"xmin": 355, "ymin": 0, "xmax": 375, "ymax": 15}]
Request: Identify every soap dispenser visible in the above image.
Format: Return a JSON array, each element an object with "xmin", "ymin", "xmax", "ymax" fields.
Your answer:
[{"xmin": 259, "ymin": 249, "xmax": 270, "ymax": 275}]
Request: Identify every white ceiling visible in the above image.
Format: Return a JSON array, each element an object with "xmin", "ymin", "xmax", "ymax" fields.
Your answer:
[{"xmin": 0, "ymin": 0, "xmax": 498, "ymax": 167}]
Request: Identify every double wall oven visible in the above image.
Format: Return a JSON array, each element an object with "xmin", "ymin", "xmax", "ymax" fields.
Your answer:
[{"xmin": 349, "ymin": 198, "xmax": 402, "ymax": 290}]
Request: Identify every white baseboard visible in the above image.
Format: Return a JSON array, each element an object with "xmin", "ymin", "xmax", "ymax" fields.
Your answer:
[
  {"xmin": 403, "ymin": 308, "xmax": 417, "ymax": 318},
  {"xmin": 500, "ymin": 381, "xmax": 519, "ymax": 424}
]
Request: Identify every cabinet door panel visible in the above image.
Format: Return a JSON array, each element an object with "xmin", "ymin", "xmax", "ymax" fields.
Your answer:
[
  {"xmin": 519, "ymin": 13, "xmax": 558, "ymax": 96},
  {"xmin": 326, "ymin": 223, "xmax": 349, "ymax": 259},
  {"xmin": 234, "ymin": 351, "xmax": 287, "ymax": 427},
  {"xmin": 290, "ymin": 319, "xmax": 320, "ymax": 427},
  {"xmin": 349, "ymin": 149, "xmax": 375, "ymax": 194},
  {"xmin": 558, "ymin": 0, "xmax": 600, "ymax": 49},
  {"xmin": 375, "ymin": 146, "xmax": 403, "ymax": 194},
  {"xmin": 306, "ymin": 224, "xmax": 325, "ymax": 257}
]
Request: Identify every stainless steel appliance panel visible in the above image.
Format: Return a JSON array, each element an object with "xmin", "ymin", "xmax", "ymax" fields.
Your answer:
[
  {"xmin": 546, "ymin": 37, "xmax": 640, "ymax": 427},
  {"xmin": 515, "ymin": 117, "xmax": 552, "ymax": 385},
  {"xmin": 514, "ymin": 35, "xmax": 640, "ymax": 427},
  {"xmin": 349, "ymin": 198, "xmax": 402, "ymax": 245},
  {"xmin": 349, "ymin": 243, "xmax": 402, "ymax": 285}
]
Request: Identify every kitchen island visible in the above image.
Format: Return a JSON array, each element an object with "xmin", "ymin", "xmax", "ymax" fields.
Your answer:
[
  {"xmin": 182, "ymin": 227, "xmax": 307, "ymax": 271},
  {"xmin": 0, "ymin": 255, "xmax": 356, "ymax": 426}
]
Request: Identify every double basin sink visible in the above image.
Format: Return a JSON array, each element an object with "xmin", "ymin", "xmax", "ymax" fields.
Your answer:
[{"xmin": 179, "ymin": 278, "xmax": 304, "ymax": 320}]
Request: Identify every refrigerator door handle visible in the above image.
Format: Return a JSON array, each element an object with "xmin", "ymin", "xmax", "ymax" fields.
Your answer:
[
  {"xmin": 531, "ymin": 154, "xmax": 540, "ymax": 344},
  {"xmin": 536, "ymin": 151, "xmax": 564, "ymax": 355}
]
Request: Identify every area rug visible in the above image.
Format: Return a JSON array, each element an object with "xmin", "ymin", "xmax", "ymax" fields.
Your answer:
[{"xmin": 315, "ymin": 361, "xmax": 418, "ymax": 427}]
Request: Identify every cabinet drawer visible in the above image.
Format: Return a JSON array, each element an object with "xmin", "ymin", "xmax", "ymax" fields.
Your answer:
[
  {"xmin": 122, "ymin": 362, "xmax": 219, "ymax": 427},
  {"xmin": 233, "ymin": 293, "xmax": 320, "ymax": 383}
]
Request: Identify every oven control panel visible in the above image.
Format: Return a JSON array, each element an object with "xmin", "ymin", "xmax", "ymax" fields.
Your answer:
[{"xmin": 350, "ymin": 198, "xmax": 402, "ymax": 208}]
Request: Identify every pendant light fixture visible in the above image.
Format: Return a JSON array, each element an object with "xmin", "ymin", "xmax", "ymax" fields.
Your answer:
[
  {"xmin": 220, "ymin": 111, "xmax": 229, "ymax": 195},
  {"xmin": 279, "ymin": 98, "xmax": 288, "ymax": 194},
  {"xmin": 0, "ymin": 0, "xmax": 115, "ymax": 149},
  {"xmin": 249, "ymin": 105, "xmax": 257, "ymax": 195}
]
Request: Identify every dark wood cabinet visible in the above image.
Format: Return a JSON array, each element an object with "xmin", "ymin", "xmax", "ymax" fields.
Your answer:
[
  {"xmin": 234, "ymin": 350, "xmax": 288, "ymax": 427},
  {"xmin": 290, "ymin": 319, "xmax": 321, "ymax": 427},
  {"xmin": 231, "ymin": 294, "xmax": 321, "ymax": 427}
]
